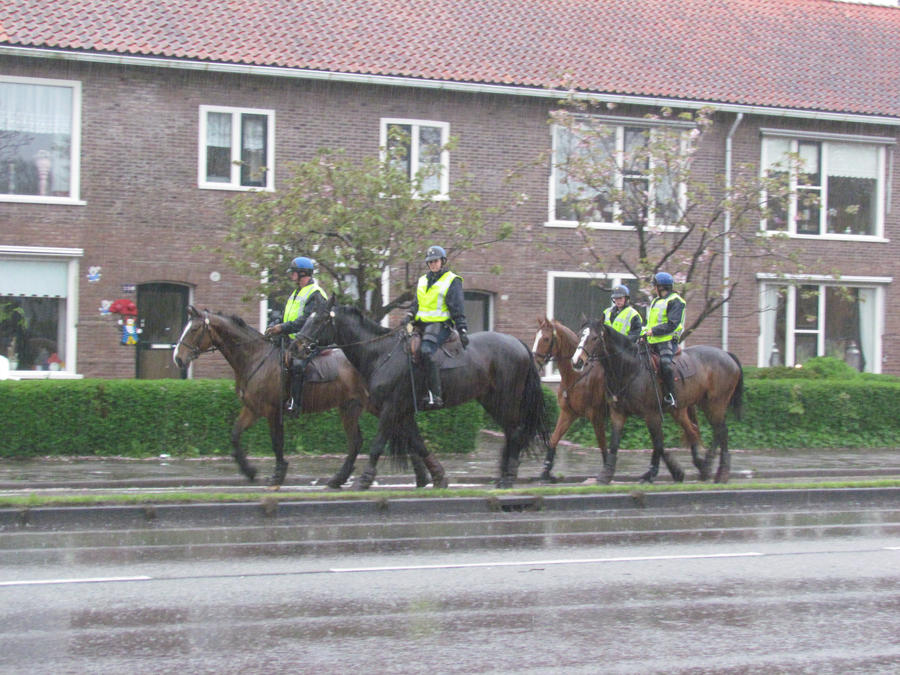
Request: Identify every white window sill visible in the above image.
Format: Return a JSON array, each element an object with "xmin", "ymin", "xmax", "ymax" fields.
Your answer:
[
  {"xmin": 198, "ymin": 183, "xmax": 274, "ymax": 192},
  {"xmin": 4, "ymin": 371, "xmax": 84, "ymax": 380},
  {"xmin": 1, "ymin": 195, "xmax": 86, "ymax": 206},
  {"xmin": 761, "ymin": 230, "xmax": 888, "ymax": 243},
  {"xmin": 544, "ymin": 219, "xmax": 687, "ymax": 232}
]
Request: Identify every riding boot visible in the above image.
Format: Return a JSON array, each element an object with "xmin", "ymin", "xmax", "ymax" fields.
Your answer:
[
  {"xmin": 286, "ymin": 363, "xmax": 304, "ymax": 418},
  {"xmin": 425, "ymin": 359, "xmax": 444, "ymax": 410},
  {"xmin": 661, "ymin": 365, "xmax": 677, "ymax": 407}
]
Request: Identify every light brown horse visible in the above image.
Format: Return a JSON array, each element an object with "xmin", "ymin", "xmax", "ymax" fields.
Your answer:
[
  {"xmin": 531, "ymin": 317, "xmax": 607, "ymax": 481},
  {"xmin": 173, "ymin": 306, "xmax": 432, "ymax": 489},
  {"xmin": 574, "ymin": 319, "xmax": 743, "ymax": 484}
]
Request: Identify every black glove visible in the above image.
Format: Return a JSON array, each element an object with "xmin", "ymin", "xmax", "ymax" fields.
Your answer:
[{"xmin": 459, "ymin": 328, "xmax": 469, "ymax": 348}]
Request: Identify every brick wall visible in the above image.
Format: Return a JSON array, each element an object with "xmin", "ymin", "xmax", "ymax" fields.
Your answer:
[{"xmin": 2, "ymin": 55, "xmax": 897, "ymax": 376}]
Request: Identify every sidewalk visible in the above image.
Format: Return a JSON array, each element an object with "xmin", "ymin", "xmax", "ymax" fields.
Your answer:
[{"xmin": 1, "ymin": 431, "xmax": 898, "ymax": 492}]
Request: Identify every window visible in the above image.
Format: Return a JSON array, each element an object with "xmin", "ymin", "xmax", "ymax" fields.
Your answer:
[
  {"xmin": 0, "ymin": 76, "xmax": 81, "ymax": 203},
  {"xmin": 762, "ymin": 132, "xmax": 888, "ymax": 237},
  {"xmin": 463, "ymin": 291, "xmax": 493, "ymax": 333},
  {"xmin": 0, "ymin": 246, "xmax": 82, "ymax": 378},
  {"xmin": 550, "ymin": 119, "xmax": 685, "ymax": 228},
  {"xmin": 542, "ymin": 272, "xmax": 642, "ymax": 378},
  {"xmin": 758, "ymin": 277, "xmax": 886, "ymax": 373},
  {"xmin": 198, "ymin": 106, "xmax": 274, "ymax": 190},
  {"xmin": 380, "ymin": 119, "xmax": 449, "ymax": 197}
]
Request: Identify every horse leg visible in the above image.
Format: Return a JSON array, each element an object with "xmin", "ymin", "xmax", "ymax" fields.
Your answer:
[
  {"xmin": 326, "ymin": 400, "xmax": 364, "ymax": 490},
  {"xmin": 712, "ymin": 417, "xmax": 731, "ymax": 484},
  {"xmin": 231, "ymin": 407, "xmax": 258, "ymax": 482},
  {"xmin": 541, "ymin": 407, "xmax": 577, "ymax": 482},
  {"xmin": 591, "ymin": 411, "xmax": 608, "ymax": 466},
  {"xmin": 408, "ymin": 424, "xmax": 445, "ymax": 488},
  {"xmin": 266, "ymin": 414, "xmax": 288, "ymax": 488},
  {"xmin": 598, "ymin": 410, "xmax": 625, "ymax": 484},
  {"xmin": 639, "ymin": 416, "xmax": 671, "ymax": 484},
  {"xmin": 353, "ymin": 428, "xmax": 387, "ymax": 491}
]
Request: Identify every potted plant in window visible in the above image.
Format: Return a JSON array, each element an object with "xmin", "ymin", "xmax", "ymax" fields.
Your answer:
[{"xmin": 0, "ymin": 301, "xmax": 27, "ymax": 370}]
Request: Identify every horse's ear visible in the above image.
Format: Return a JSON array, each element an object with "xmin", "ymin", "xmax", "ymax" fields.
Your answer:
[
  {"xmin": 187, "ymin": 305, "xmax": 200, "ymax": 318},
  {"xmin": 327, "ymin": 295, "xmax": 336, "ymax": 309},
  {"xmin": 579, "ymin": 312, "xmax": 588, "ymax": 326}
]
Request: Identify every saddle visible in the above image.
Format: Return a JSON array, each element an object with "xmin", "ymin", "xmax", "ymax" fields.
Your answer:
[
  {"xmin": 647, "ymin": 345, "xmax": 696, "ymax": 383},
  {"xmin": 407, "ymin": 326, "xmax": 466, "ymax": 368},
  {"xmin": 284, "ymin": 347, "xmax": 342, "ymax": 383}
]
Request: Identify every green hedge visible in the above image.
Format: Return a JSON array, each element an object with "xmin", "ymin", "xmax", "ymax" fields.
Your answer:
[
  {"xmin": 0, "ymin": 379, "xmax": 483, "ymax": 458},
  {"xmin": 556, "ymin": 363, "xmax": 900, "ymax": 450}
]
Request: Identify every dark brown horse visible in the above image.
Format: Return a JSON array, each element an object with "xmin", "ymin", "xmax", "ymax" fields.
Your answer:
[
  {"xmin": 173, "ymin": 306, "xmax": 432, "ymax": 488},
  {"xmin": 531, "ymin": 317, "xmax": 607, "ymax": 481},
  {"xmin": 573, "ymin": 319, "xmax": 743, "ymax": 484},
  {"xmin": 297, "ymin": 299, "xmax": 549, "ymax": 489}
]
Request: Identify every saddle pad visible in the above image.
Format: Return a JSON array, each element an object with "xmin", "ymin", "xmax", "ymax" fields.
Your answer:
[
  {"xmin": 303, "ymin": 349, "xmax": 342, "ymax": 383},
  {"xmin": 673, "ymin": 349, "xmax": 698, "ymax": 382}
]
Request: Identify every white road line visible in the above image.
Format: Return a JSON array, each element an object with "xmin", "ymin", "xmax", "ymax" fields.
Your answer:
[
  {"xmin": 330, "ymin": 551, "xmax": 765, "ymax": 573},
  {"xmin": 0, "ymin": 576, "xmax": 152, "ymax": 587}
]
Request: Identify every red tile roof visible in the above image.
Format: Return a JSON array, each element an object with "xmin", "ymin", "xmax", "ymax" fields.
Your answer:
[{"xmin": 2, "ymin": 0, "xmax": 899, "ymax": 118}]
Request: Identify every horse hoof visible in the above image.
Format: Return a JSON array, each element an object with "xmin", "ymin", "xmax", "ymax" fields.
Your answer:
[
  {"xmin": 598, "ymin": 472, "xmax": 613, "ymax": 485},
  {"xmin": 539, "ymin": 470, "xmax": 557, "ymax": 483},
  {"xmin": 715, "ymin": 469, "xmax": 730, "ymax": 484},
  {"xmin": 671, "ymin": 469, "xmax": 685, "ymax": 483},
  {"xmin": 244, "ymin": 466, "xmax": 258, "ymax": 482},
  {"xmin": 432, "ymin": 476, "xmax": 449, "ymax": 489},
  {"xmin": 639, "ymin": 474, "xmax": 655, "ymax": 484},
  {"xmin": 326, "ymin": 478, "xmax": 344, "ymax": 490}
]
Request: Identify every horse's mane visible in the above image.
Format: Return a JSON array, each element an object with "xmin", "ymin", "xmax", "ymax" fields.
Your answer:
[
  {"xmin": 208, "ymin": 309, "xmax": 264, "ymax": 339},
  {"xmin": 337, "ymin": 305, "xmax": 392, "ymax": 336},
  {"xmin": 592, "ymin": 318, "xmax": 640, "ymax": 365}
]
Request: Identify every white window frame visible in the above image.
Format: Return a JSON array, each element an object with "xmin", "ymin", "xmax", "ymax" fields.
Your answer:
[
  {"xmin": 0, "ymin": 245, "xmax": 83, "ymax": 379},
  {"xmin": 0, "ymin": 75, "xmax": 83, "ymax": 205},
  {"xmin": 547, "ymin": 115, "xmax": 691, "ymax": 230},
  {"xmin": 756, "ymin": 273, "xmax": 889, "ymax": 374},
  {"xmin": 198, "ymin": 105, "xmax": 275, "ymax": 191},
  {"xmin": 541, "ymin": 270, "xmax": 637, "ymax": 381},
  {"xmin": 379, "ymin": 118, "xmax": 450, "ymax": 198},
  {"xmin": 760, "ymin": 129, "xmax": 892, "ymax": 241}
]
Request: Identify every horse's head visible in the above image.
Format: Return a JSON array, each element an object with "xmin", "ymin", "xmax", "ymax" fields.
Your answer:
[
  {"xmin": 296, "ymin": 296, "xmax": 337, "ymax": 351},
  {"xmin": 173, "ymin": 305, "xmax": 216, "ymax": 369},
  {"xmin": 572, "ymin": 318, "xmax": 605, "ymax": 370},
  {"xmin": 531, "ymin": 316, "xmax": 558, "ymax": 368}
]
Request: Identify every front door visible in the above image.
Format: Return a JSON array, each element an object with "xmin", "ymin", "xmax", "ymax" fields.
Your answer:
[{"xmin": 135, "ymin": 283, "xmax": 189, "ymax": 379}]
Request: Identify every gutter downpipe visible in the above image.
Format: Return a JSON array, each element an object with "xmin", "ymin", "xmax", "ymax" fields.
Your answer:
[{"xmin": 722, "ymin": 112, "xmax": 744, "ymax": 352}]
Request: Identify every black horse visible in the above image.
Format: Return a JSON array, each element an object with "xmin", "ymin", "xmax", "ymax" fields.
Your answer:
[
  {"xmin": 574, "ymin": 320, "xmax": 743, "ymax": 484},
  {"xmin": 297, "ymin": 298, "xmax": 549, "ymax": 488}
]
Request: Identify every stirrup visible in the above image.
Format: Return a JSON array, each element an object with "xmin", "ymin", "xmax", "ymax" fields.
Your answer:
[
  {"xmin": 423, "ymin": 391, "xmax": 444, "ymax": 410},
  {"xmin": 663, "ymin": 393, "xmax": 676, "ymax": 407}
]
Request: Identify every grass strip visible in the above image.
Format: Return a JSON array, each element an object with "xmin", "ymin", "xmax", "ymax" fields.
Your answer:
[{"xmin": 2, "ymin": 479, "xmax": 898, "ymax": 508}]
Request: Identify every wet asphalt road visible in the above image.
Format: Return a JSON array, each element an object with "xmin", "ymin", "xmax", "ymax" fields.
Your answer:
[{"xmin": 1, "ymin": 535, "xmax": 898, "ymax": 674}]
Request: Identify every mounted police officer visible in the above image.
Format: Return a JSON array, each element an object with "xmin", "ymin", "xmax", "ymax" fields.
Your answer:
[
  {"xmin": 641, "ymin": 272, "xmax": 685, "ymax": 407},
  {"xmin": 403, "ymin": 245, "xmax": 468, "ymax": 410},
  {"xmin": 264, "ymin": 256, "xmax": 328, "ymax": 416},
  {"xmin": 603, "ymin": 284, "xmax": 643, "ymax": 341}
]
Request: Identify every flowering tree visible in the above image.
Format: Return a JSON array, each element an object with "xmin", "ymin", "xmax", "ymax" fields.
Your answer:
[
  {"xmin": 550, "ymin": 96, "xmax": 801, "ymax": 338},
  {"xmin": 221, "ymin": 132, "xmax": 513, "ymax": 322}
]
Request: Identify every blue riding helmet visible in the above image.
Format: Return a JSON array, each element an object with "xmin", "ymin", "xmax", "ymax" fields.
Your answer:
[
  {"xmin": 611, "ymin": 284, "xmax": 630, "ymax": 299},
  {"xmin": 288, "ymin": 256, "xmax": 314, "ymax": 275},
  {"xmin": 654, "ymin": 272, "xmax": 674, "ymax": 288},
  {"xmin": 424, "ymin": 245, "xmax": 446, "ymax": 262}
]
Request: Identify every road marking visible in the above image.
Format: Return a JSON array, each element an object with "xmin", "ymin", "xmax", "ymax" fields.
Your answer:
[
  {"xmin": 0, "ymin": 576, "xmax": 152, "ymax": 587},
  {"xmin": 330, "ymin": 551, "xmax": 765, "ymax": 573}
]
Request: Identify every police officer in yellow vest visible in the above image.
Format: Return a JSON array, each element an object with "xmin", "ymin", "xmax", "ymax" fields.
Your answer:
[
  {"xmin": 403, "ymin": 245, "xmax": 468, "ymax": 410},
  {"xmin": 603, "ymin": 284, "xmax": 643, "ymax": 341},
  {"xmin": 264, "ymin": 256, "xmax": 328, "ymax": 416},
  {"xmin": 640, "ymin": 272, "xmax": 685, "ymax": 407}
]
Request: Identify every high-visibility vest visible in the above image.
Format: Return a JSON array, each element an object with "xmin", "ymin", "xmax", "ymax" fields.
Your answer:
[
  {"xmin": 646, "ymin": 293, "xmax": 685, "ymax": 344},
  {"xmin": 604, "ymin": 304, "xmax": 642, "ymax": 336},
  {"xmin": 414, "ymin": 272, "xmax": 460, "ymax": 323},
  {"xmin": 283, "ymin": 281, "xmax": 327, "ymax": 338}
]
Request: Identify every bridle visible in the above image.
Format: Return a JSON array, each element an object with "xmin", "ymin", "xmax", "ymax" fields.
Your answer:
[
  {"xmin": 532, "ymin": 325, "xmax": 558, "ymax": 366},
  {"xmin": 177, "ymin": 312, "xmax": 218, "ymax": 361}
]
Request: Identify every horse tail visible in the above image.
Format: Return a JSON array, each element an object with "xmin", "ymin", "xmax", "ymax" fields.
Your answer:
[
  {"xmin": 727, "ymin": 352, "xmax": 744, "ymax": 420},
  {"xmin": 520, "ymin": 353, "xmax": 551, "ymax": 450}
]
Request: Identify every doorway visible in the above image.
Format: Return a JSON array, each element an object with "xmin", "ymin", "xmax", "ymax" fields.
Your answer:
[{"xmin": 135, "ymin": 283, "xmax": 189, "ymax": 379}]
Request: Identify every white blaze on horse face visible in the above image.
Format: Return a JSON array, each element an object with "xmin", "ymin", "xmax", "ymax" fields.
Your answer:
[
  {"xmin": 531, "ymin": 329, "xmax": 542, "ymax": 355},
  {"xmin": 173, "ymin": 320, "xmax": 194, "ymax": 366},
  {"xmin": 572, "ymin": 327, "xmax": 590, "ymax": 367}
]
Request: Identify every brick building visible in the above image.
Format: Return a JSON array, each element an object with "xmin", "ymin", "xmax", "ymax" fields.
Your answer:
[{"xmin": 1, "ymin": 0, "xmax": 898, "ymax": 379}]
